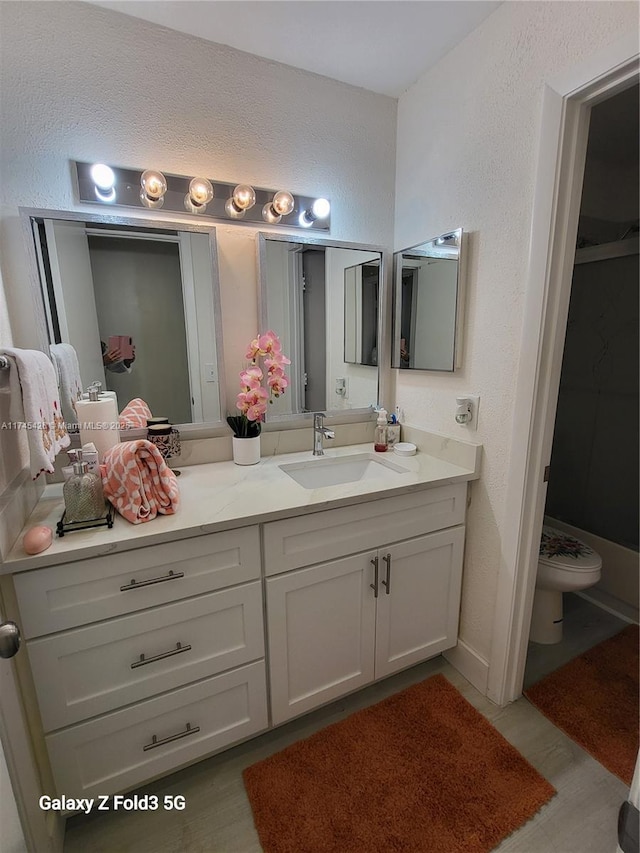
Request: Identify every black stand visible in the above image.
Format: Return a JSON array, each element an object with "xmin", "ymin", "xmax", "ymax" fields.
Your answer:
[{"xmin": 57, "ymin": 503, "xmax": 114, "ymax": 537}]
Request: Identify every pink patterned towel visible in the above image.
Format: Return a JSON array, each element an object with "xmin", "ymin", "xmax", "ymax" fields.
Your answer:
[
  {"xmin": 119, "ymin": 398, "xmax": 152, "ymax": 430},
  {"xmin": 102, "ymin": 440, "xmax": 180, "ymax": 524}
]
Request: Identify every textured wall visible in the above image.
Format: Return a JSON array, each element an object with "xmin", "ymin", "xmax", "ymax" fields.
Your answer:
[
  {"xmin": 0, "ymin": 0, "xmax": 396, "ymax": 492},
  {"xmin": 394, "ymin": 1, "xmax": 639, "ymax": 662}
]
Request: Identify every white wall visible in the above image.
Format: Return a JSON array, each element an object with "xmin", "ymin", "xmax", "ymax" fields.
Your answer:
[
  {"xmin": 0, "ymin": 0, "xmax": 396, "ymax": 492},
  {"xmin": 394, "ymin": 0, "xmax": 639, "ymax": 665}
]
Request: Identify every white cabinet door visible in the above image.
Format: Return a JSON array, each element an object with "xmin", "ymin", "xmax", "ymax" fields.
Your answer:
[
  {"xmin": 374, "ymin": 526, "xmax": 465, "ymax": 679},
  {"xmin": 267, "ymin": 553, "xmax": 377, "ymax": 725}
]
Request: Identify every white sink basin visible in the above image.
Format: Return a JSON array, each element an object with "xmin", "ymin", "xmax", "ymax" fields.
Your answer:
[{"xmin": 279, "ymin": 452, "xmax": 408, "ymax": 489}]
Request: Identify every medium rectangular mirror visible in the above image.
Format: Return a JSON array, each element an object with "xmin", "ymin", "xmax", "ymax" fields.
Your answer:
[
  {"xmin": 258, "ymin": 232, "xmax": 384, "ymax": 417},
  {"xmin": 21, "ymin": 208, "xmax": 225, "ymax": 429},
  {"xmin": 392, "ymin": 228, "xmax": 465, "ymax": 371}
]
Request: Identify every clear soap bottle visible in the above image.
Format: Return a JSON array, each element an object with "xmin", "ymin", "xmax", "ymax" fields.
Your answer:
[
  {"xmin": 374, "ymin": 408, "xmax": 388, "ymax": 452},
  {"xmin": 63, "ymin": 450, "xmax": 105, "ymax": 523}
]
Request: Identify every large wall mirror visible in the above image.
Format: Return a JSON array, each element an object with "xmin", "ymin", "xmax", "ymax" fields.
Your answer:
[
  {"xmin": 258, "ymin": 232, "xmax": 384, "ymax": 418},
  {"xmin": 392, "ymin": 228, "xmax": 466, "ymax": 371},
  {"xmin": 21, "ymin": 208, "xmax": 225, "ymax": 429}
]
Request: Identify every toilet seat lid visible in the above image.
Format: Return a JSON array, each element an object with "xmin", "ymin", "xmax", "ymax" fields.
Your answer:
[{"xmin": 539, "ymin": 526, "xmax": 602, "ymax": 570}]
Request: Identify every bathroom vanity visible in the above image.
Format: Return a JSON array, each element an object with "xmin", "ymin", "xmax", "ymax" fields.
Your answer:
[{"xmin": 1, "ymin": 437, "xmax": 480, "ymax": 803}]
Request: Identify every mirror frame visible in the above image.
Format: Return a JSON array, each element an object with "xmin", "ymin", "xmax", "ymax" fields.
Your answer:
[
  {"xmin": 20, "ymin": 206, "xmax": 227, "ymax": 437},
  {"xmin": 392, "ymin": 227, "xmax": 466, "ymax": 371},
  {"xmin": 257, "ymin": 231, "xmax": 392, "ymax": 423}
]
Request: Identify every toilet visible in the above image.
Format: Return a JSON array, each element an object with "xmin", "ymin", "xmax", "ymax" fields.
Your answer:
[{"xmin": 530, "ymin": 525, "xmax": 602, "ymax": 644}]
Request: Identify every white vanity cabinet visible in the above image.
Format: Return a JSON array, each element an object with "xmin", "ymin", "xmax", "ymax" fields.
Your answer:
[
  {"xmin": 12, "ymin": 527, "xmax": 268, "ymax": 799},
  {"xmin": 7, "ymin": 473, "xmax": 473, "ymax": 800},
  {"xmin": 263, "ymin": 485, "xmax": 467, "ymax": 724}
]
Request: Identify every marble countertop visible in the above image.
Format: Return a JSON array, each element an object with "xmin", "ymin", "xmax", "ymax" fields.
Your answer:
[{"xmin": 3, "ymin": 437, "xmax": 481, "ymax": 574}]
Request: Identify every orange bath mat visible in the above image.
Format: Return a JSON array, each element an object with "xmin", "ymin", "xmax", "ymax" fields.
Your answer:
[
  {"xmin": 525, "ymin": 623, "xmax": 639, "ymax": 785},
  {"xmin": 243, "ymin": 673, "xmax": 555, "ymax": 853}
]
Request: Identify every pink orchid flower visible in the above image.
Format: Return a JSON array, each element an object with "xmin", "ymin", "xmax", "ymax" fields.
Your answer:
[
  {"xmin": 265, "ymin": 352, "xmax": 291, "ymax": 368},
  {"xmin": 258, "ymin": 330, "xmax": 282, "ymax": 354},
  {"xmin": 236, "ymin": 386, "xmax": 269, "ymax": 421},
  {"xmin": 232, "ymin": 332, "xmax": 290, "ymax": 434},
  {"xmin": 239, "ymin": 366, "xmax": 263, "ymax": 389},
  {"xmin": 268, "ymin": 373, "xmax": 289, "ymax": 396},
  {"xmin": 245, "ymin": 338, "xmax": 262, "ymax": 361}
]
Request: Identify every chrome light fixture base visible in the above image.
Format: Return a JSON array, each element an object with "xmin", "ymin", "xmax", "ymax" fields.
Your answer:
[{"xmin": 75, "ymin": 161, "xmax": 330, "ymax": 231}]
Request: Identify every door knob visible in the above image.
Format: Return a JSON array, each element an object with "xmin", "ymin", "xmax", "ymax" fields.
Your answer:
[{"xmin": 0, "ymin": 621, "xmax": 21, "ymax": 659}]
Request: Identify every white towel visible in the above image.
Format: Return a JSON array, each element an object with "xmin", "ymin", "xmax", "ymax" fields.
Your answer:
[
  {"xmin": 1, "ymin": 347, "xmax": 70, "ymax": 479},
  {"xmin": 50, "ymin": 343, "xmax": 83, "ymax": 425}
]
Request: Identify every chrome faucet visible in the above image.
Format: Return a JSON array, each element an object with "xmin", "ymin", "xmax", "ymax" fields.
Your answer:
[{"xmin": 312, "ymin": 412, "xmax": 335, "ymax": 456}]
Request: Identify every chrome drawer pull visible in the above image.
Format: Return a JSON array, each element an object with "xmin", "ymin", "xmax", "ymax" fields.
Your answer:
[
  {"xmin": 143, "ymin": 722, "xmax": 200, "ymax": 752},
  {"xmin": 120, "ymin": 569, "xmax": 184, "ymax": 591},
  {"xmin": 381, "ymin": 553, "xmax": 391, "ymax": 595},
  {"xmin": 369, "ymin": 556, "xmax": 379, "ymax": 598},
  {"xmin": 131, "ymin": 642, "xmax": 192, "ymax": 669}
]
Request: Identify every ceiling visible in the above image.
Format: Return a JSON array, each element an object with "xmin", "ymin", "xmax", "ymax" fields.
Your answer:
[{"xmin": 90, "ymin": 0, "xmax": 502, "ymax": 98}]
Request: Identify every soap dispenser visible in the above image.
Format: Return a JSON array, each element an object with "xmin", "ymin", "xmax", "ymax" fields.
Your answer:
[
  {"xmin": 62, "ymin": 450, "xmax": 105, "ymax": 523},
  {"xmin": 374, "ymin": 408, "xmax": 388, "ymax": 452}
]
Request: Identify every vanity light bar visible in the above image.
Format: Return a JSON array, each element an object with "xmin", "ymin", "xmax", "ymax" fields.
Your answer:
[{"xmin": 74, "ymin": 162, "xmax": 331, "ymax": 231}]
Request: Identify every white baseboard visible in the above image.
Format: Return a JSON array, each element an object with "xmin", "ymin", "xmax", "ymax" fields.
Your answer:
[
  {"xmin": 577, "ymin": 589, "xmax": 639, "ymax": 626},
  {"xmin": 443, "ymin": 638, "xmax": 490, "ymax": 696}
]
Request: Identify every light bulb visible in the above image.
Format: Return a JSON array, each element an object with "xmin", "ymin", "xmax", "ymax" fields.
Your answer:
[
  {"xmin": 225, "ymin": 197, "xmax": 246, "ymax": 219},
  {"xmin": 90, "ymin": 163, "xmax": 116, "ymax": 202},
  {"xmin": 188, "ymin": 177, "xmax": 214, "ymax": 207},
  {"xmin": 262, "ymin": 203, "xmax": 282, "ymax": 225},
  {"xmin": 232, "ymin": 184, "xmax": 256, "ymax": 211},
  {"xmin": 299, "ymin": 197, "xmax": 330, "ymax": 227},
  {"xmin": 140, "ymin": 169, "xmax": 167, "ymax": 201},
  {"xmin": 312, "ymin": 198, "xmax": 330, "ymax": 219},
  {"xmin": 272, "ymin": 190, "xmax": 295, "ymax": 216},
  {"xmin": 184, "ymin": 193, "xmax": 207, "ymax": 214},
  {"xmin": 90, "ymin": 164, "xmax": 115, "ymax": 192},
  {"xmin": 139, "ymin": 189, "xmax": 164, "ymax": 209}
]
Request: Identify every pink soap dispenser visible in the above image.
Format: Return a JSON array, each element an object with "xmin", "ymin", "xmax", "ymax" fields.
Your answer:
[{"xmin": 374, "ymin": 408, "xmax": 388, "ymax": 452}]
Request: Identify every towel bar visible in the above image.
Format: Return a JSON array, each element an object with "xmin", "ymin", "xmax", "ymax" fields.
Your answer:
[{"xmin": 0, "ymin": 356, "xmax": 10, "ymax": 369}]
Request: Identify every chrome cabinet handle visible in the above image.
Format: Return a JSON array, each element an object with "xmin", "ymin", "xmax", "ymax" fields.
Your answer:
[
  {"xmin": 370, "ymin": 556, "xmax": 379, "ymax": 597},
  {"xmin": 120, "ymin": 569, "xmax": 184, "ymax": 591},
  {"xmin": 381, "ymin": 553, "xmax": 391, "ymax": 595},
  {"xmin": 143, "ymin": 722, "xmax": 200, "ymax": 752},
  {"xmin": 131, "ymin": 641, "xmax": 192, "ymax": 669}
]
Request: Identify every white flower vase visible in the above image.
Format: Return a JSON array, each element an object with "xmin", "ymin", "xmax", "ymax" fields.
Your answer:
[{"xmin": 232, "ymin": 435, "xmax": 261, "ymax": 466}]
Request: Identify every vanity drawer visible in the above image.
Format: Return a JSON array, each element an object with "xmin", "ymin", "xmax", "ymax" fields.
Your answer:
[
  {"xmin": 28, "ymin": 581, "xmax": 264, "ymax": 731},
  {"xmin": 263, "ymin": 484, "xmax": 466, "ymax": 575},
  {"xmin": 46, "ymin": 660, "xmax": 268, "ymax": 800},
  {"xmin": 14, "ymin": 526, "xmax": 261, "ymax": 638}
]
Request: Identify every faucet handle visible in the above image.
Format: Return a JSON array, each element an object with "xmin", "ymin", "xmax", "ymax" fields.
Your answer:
[{"xmin": 313, "ymin": 412, "xmax": 327, "ymax": 424}]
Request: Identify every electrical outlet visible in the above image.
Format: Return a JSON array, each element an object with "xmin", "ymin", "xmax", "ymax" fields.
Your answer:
[
  {"xmin": 335, "ymin": 377, "xmax": 348, "ymax": 397},
  {"xmin": 455, "ymin": 395, "xmax": 480, "ymax": 430}
]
